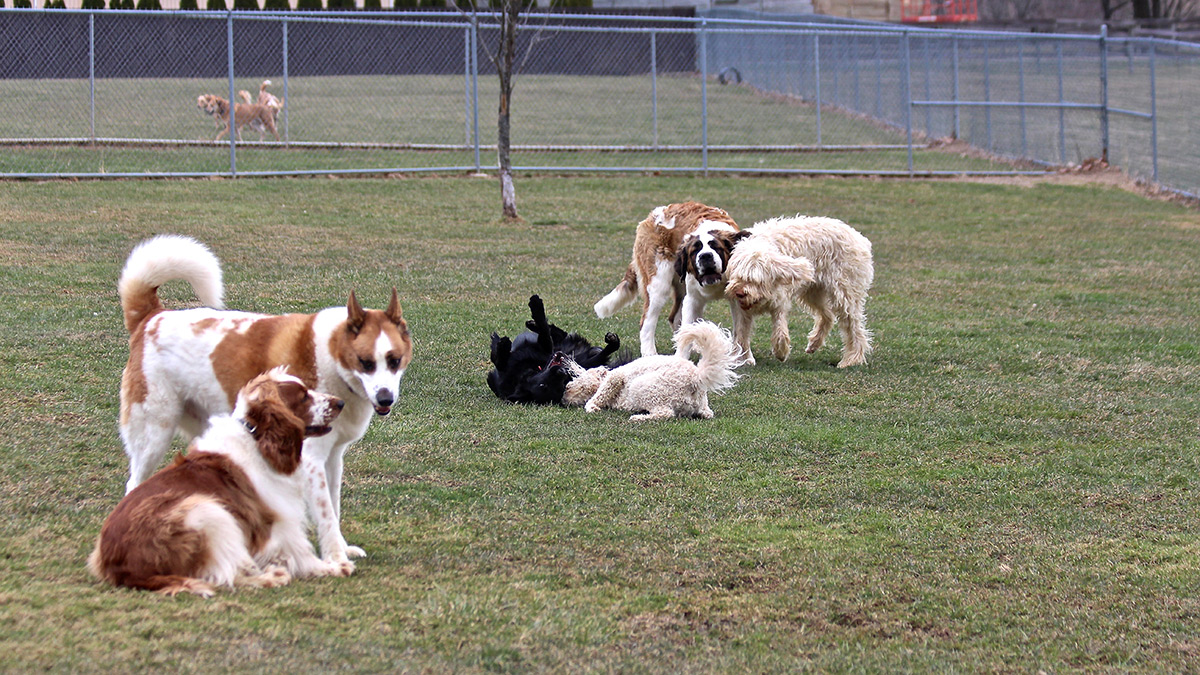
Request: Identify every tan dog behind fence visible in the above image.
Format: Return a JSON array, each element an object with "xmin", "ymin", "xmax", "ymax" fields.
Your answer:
[{"xmin": 196, "ymin": 92, "xmax": 280, "ymax": 143}]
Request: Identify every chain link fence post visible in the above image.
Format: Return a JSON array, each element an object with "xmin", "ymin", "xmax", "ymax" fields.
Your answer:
[
  {"xmin": 88, "ymin": 12, "xmax": 95, "ymax": 144},
  {"xmin": 226, "ymin": 10, "xmax": 237, "ymax": 176},
  {"xmin": 1099, "ymin": 24, "xmax": 1109, "ymax": 164},
  {"xmin": 700, "ymin": 18, "xmax": 708, "ymax": 175},
  {"xmin": 651, "ymin": 30, "xmax": 658, "ymax": 151},
  {"xmin": 282, "ymin": 18, "xmax": 289, "ymax": 145},
  {"xmin": 814, "ymin": 33, "xmax": 822, "ymax": 146},
  {"xmin": 1149, "ymin": 41, "xmax": 1157, "ymax": 182},
  {"xmin": 904, "ymin": 29, "xmax": 913, "ymax": 173}
]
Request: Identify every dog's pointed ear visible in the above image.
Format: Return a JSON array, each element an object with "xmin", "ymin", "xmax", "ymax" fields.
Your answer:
[
  {"xmin": 346, "ymin": 290, "xmax": 365, "ymax": 335},
  {"xmin": 385, "ymin": 287, "xmax": 404, "ymax": 324}
]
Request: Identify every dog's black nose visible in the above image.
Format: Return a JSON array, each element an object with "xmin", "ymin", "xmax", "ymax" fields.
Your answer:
[
  {"xmin": 335, "ymin": 399, "xmax": 345, "ymax": 410},
  {"xmin": 376, "ymin": 390, "xmax": 394, "ymax": 408}
]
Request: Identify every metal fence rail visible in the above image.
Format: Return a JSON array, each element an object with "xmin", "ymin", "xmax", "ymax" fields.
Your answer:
[{"xmin": 0, "ymin": 8, "xmax": 1195, "ymax": 197}]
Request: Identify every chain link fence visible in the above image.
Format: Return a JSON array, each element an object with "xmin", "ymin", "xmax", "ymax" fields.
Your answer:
[{"xmin": 1, "ymin": 8, "xmax": 1196, "ymax": 197}]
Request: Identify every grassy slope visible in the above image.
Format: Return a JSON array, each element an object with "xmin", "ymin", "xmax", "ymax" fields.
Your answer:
[{"xmin": 0, "ymin": 175, "xmax": 1197, "ymax": 672}]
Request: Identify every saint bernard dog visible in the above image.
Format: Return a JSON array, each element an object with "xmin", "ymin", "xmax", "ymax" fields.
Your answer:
[
  {"xmin": 89, "ymin": 368, "xmax": 353, "ymax": 597},
  {"xmin": 117, "ymin": 234, "xmax": 413, "ymax": 567},
  {"xmin": 594, "ymin": 202, "xmax": 749, "ymax": 358}
]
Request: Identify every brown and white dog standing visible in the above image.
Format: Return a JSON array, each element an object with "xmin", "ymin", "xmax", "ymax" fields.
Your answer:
[
  {"xmin": 594, "ymin": 202, "xmax": 747, "ymax": 358},
  {"xmin": 237, "ymin": 80, "xmax": 285, "ymax": 141},
  {"xmin": 89, "ymin": 368, "xmax": 352, "ymax": 597},
  {"xmin": 725, "ymin": 215, "xmax": 873, "ymax": 368},
  {"xmin": 117, "ymin": 234, "xmax": 413, "ymax": 566},
  {"xmin": 197, "ymin": 93, "xmax": 280, "ymax": 142}
]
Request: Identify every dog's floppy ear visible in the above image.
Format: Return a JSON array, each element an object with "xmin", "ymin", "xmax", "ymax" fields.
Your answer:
[
  {"xmin": 346, "ymin": 290, "xmax": 366, "ymax": 335},
  {"xmin": 245, "ymin": 389, "xmax": 305, "ymax": 475},
  {"xmin": 779, "ymin": 254, "xmax": 816, "ymax": 286},
  {"xmin": 731, "ymin": 230, "xmax": 753, "ymax": 246},
  {"xmin": 674, "ymin": 240, "xmax": 695, "ymax": 281}
]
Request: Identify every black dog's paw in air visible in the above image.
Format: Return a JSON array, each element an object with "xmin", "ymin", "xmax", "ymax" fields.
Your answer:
[{"xmin": 487, "ymin": 295, "xmax": 623, "ymax": 405}]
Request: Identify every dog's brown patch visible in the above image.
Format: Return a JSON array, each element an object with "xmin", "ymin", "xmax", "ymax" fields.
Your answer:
[
  {"xmin": 209, "ymin": 314, "xmax": 319, "ymax": 407},
  {"xmin": 120, "ymin": 328, "xmax": 149, "ymax": 425}
]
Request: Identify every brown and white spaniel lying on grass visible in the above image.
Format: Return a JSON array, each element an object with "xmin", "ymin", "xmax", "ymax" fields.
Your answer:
[{"xmin": 88, "ymin": 368, "xmax": 351, "ymax": 598}]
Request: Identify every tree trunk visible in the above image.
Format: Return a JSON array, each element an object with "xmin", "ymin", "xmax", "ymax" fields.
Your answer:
[{"xmin": 496, "ymin": 0, "xmax": 520, "ymax": 221}]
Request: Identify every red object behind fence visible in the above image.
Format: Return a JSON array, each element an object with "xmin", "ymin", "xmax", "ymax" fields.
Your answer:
[{"xmin": 900, "ymin": 0, "xmax": 978, "ymax": 23}]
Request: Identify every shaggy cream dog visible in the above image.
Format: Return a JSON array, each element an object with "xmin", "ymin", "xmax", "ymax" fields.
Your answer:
[
  {"xmin": 724, "ymin": 215, "xmax": 874, "ymax": 368},
  {"xmin": 562, "ymin": 320, "xmax": 741, "ymax": 421}
]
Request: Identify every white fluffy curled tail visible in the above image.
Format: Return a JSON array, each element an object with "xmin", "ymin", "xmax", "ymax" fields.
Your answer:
[
  {"xmin": 118, "ymin": 234, "xmax": 224, "ymax": 333},
  {"xmin": 673, "ymin": 320, "xmax": 741, "ymax": 396}
]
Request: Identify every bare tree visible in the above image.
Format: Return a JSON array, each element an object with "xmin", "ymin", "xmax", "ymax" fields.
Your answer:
[
  {"xmin": 458, "ymin": 0, "xmax": 556, "ymax": 222},
  {"xmin": 495, "ymin": 0, "xmax": 520, "ymax": 221},
  {"xmin": 1100, "ymin": 0, "xmax": 1132, "ymax": 19},
  {"xmin": 1129, "ymin": 0, "xmax": 1198, "ymax": 17}
]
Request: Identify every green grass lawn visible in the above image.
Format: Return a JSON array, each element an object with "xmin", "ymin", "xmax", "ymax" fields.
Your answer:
[{"xmin": 0, "ymin": 174, "xmax": 1197, "ymax": 671}]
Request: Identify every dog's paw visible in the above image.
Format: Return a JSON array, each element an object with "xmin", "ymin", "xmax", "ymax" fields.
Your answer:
[
  {"xmin": 346, "ymin": 545, "xmax": 366, "ymax": 559},
  {"xmin": 321, "ymin": 561, "xmax": 355, "ymax": 578},
  {"xmin": 772, "ymin": 334, "xmax": 792, "ymax": 362},
  {"xmin": 604, "ymin": 332, "xmax": 620, "ymax": 346},
  {"xmin": 260, "ymin": 565, "xmax": 292, "ymax": 588},
  {"xmin": 584, "ymin": 401, "xmax": 601, "ymax": 413},
  {"xmin": 317, "ymin": 557, "xmax": 356, "ymax": 577},
  {"xmin": 525, "ymin": 319, "xmax": 539, "ymax": 332}
]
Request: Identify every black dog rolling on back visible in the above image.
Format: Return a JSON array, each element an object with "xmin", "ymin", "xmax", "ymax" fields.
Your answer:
[{"xmin": 488, "ymin": 295, "xmax": 622, "ymax": 404}]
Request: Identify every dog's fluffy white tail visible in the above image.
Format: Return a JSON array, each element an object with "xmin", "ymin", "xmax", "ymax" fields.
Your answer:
[
  {"xmin": 594, "ymin": 264, "xmax": 638, "ymax": 318},
  {"xmin": 673, "ymin": 320, "xmax": 741, "ymax": 395},
  {"xmin": 118, "ymin": 234, "xmax": 224, "ymax": 333}
]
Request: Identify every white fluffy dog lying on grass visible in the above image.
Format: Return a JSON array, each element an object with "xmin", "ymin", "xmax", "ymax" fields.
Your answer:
[
  {"xmin": 561, "ymin": 320, "xmax": 741, "ymax": 421},
  {"xmin": 725, "ymin": 215, "xmax": 874, "ymax": 368}
]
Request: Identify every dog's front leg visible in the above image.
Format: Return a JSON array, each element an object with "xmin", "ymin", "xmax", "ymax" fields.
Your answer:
[
  {"xmin": 324, "ymin": 448, "xmax": 366, "ymax": 559},
  {"xmin": 490, "ymin": 332, "xmax": 512, "ymax": 370},
  {"xmin": 584, "ymin": 373, "xmax": 624, "ymax": 413},
  {"xmin": 679, "ymin": 277, "xmax": 710, "ymax": 327},
  {"xmin": 269, "ymin": 515, "xmax": 354, "ymax": 580},
  {"xmin": 528, "ymin": 295, "xmax": 554, "ymax": 354},
  {"xmin": 302, "ymin": 454, "xmax": 356, "ymax": 566},
  {"xmin": 730, "ymin": 300, "xmax": 756, "ymax": 366},
  {"xmin": 639, "ymin": 261, "xmax": 675, "ymax": 356},
  {"xmin": 598, "ymin": 332, "xmax": 621, "ymax": 360},
  {"xmin": 771, "ymin": 308, "xmax": 792, "ymax": 362}
]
